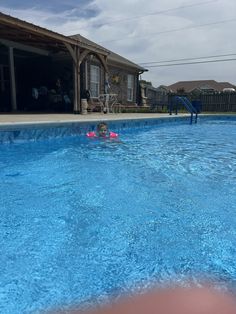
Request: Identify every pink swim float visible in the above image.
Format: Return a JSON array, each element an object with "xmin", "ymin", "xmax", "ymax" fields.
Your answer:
[{"xmin": 86, "ymin": 131, "xmax": 118, "ymax": 138}]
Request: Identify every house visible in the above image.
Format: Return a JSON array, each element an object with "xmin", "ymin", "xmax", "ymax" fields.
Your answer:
[
  {"xmin": 0, "ymin": 12, "xmax": 147, "ymax": 113},
  {"xmin": 167, "ymin": 80, "xmax": 236, "ymax": 95},
  {"xmin": 70, "ymin": 34, "xmax": 147, "ymax": 108}
]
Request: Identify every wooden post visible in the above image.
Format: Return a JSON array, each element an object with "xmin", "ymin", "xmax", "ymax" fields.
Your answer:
[
  {"xmin": 73, "ymin": 62, "xmax": 81, "ymax": 114},
  {"xmin": 76, "ymin": 47, "xmax": 81, "ymax": 114},
  {"xmin": 64, "ymin": 43, "xmax": 81, "ymax": 114},
  {"xmin": 105, "ymin": 71, "xmax": 109, "ymax": 94},
  {"xmin": 85, "ymin": 60, "xmax": 88, "ymax": 90},
  {"xmin": 73, "ymin": 59, "xmax": 78, "ymax": 113},
  {"xmin": 9, "ymin": 47, "xmax": 17, "ymax": 111}
]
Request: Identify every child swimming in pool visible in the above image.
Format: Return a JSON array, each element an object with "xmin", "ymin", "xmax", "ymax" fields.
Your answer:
[{"xmin": 86, "ymin": 122, "xmax": 118, "ymax": 139}]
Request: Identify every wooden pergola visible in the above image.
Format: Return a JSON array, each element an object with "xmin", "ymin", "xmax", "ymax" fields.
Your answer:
[{"xmin": 0, "ymin": 12, "xmax": 109, "ymax": 113}]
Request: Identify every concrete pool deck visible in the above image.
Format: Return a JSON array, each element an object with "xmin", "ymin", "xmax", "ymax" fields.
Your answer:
[
  {"xmin": 0, "ymin": 112, "xmax": 193, "ymax": 126},
  {"xmin": 0, "ymin": 112, "xmax": 234, "ymax": 128}
]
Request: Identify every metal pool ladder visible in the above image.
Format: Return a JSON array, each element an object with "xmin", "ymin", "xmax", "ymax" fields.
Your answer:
[{"xmin": 170, "ymin": 96, "xmax": 199, "ymax": 124}]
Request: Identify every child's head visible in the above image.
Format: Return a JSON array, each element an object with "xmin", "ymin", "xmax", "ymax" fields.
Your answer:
[{"xmin": 97, "ymin": 122, "xmax": 108, "ymax": 137}]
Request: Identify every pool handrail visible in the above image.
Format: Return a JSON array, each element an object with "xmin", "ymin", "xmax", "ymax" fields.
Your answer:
[{"xmin": 170, "ymin": 96, "xmax": 198, "ymax": 124}]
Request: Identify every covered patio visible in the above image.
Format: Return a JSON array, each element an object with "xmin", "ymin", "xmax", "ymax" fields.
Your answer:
[{"xmin": 0, "ymin": 12, "xmax": 109, "ymax": 114}]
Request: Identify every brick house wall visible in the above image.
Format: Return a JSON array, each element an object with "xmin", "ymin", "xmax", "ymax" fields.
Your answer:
[
  {"xmin": 81, "ymin": 56, "xmax": 140, "ymax": 106},
  {"xmin": 108, "ymin": 65, "xmax": 138, "ymax": 105}
]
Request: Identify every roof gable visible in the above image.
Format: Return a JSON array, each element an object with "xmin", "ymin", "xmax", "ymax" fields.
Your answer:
[{"xmin": 70, "ymin": 34, "xmax": 147, "ymax": 72}]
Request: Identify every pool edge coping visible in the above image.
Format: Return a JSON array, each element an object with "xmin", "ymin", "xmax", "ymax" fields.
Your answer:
[{"xmin": 0, "ymin": 113, "xmax": 235, "ymax": 130}]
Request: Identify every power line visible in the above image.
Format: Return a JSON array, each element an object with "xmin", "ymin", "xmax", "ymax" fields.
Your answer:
[
  {"xmin": 145, "ymin": 58, "xmax": 236, "ymax": 68},
  {"xmin": 98, "ymin": 17, "xmax": 236, "ymax": 44},
  {"xmin": 138, "ymin": 53, "xmax": 236, "ymax": 65},
  {"xmin": 92, "ymin": 0, "xmax": 218, "ymax": 27}
]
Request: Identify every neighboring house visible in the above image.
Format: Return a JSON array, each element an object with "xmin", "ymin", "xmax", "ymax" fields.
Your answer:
[
  {"xmin": 139, "ymin": 81, "xmax": 169, "ymax": 107},
  {"xmin": 163, "ymin": 80, "xmax": 236, "ymax": 112},
  {"xmin": 156, "ymin": 85, "xmax": 169, "ymax": 93},
  {"xmin": 0, "ymin": 12, "xmax": 147, "ymax": 113},
  {"xmin": 138, "ymin": 80, "xmax": 236, "ymax": 112},
  {"xmin": 167, "ymin": 80, "xmax": 236, "ymax": 94}
]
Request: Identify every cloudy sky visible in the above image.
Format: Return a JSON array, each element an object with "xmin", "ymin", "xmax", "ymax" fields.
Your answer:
[{"xmin": 1, "ymin": 0, "xmax": 236, "ymax": 87}]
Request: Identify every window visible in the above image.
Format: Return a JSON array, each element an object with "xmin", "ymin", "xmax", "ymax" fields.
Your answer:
[
  {"xmin": 127, "ymin": 74, "xmax": 134, "ymax": 101},
  {"xmin": 90, "ymin": 65, "xmax": 100, "ymax": 97}
]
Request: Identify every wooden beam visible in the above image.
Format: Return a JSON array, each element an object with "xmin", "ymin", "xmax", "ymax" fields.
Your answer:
[
  {"xmin": 78, "ymin": 49, "xmax": 90, "ymax": 66},
  {"xmin": 64, "ymin": 43, "xmax": 77, "ymax": 64},
  {"xmin": 0, "ymin": 12, "xmax": 78, "ymax": 46},
  {"xmin": 0, "ymin": 38, "xmax": 50, "ymax": 56},
  {"xmin": 0, "ymin": 12, "xmax": 109, "ymax": 56}
]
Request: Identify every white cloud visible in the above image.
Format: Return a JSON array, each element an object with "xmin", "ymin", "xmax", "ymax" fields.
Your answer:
[{"xmin": 1, "ymin": 0, "xmax": 236, "ymax": 87}]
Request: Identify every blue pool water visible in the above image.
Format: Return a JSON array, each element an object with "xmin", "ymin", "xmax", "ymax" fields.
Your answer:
[{"xmin": 0, "ymin": 118, "xmax": 236, "ymax": 313}]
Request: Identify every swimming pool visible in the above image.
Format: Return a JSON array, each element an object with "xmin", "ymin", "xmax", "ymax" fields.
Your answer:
[{"xmin": 0, "ymin": 116, "xmax": 236, "ymax": 313}]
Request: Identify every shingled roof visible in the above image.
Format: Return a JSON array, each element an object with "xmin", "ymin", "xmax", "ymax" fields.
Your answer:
[
  {"xmin": 0, "ymin": 11, "xmax": 109, "ymax": 55},
  {"xmin": 0, "ymin": 11, "xmax": 147, "ymax": 73},
  {"xmin": 70, "ymin": 34, "xmax": 147, "ymax": 72},
  {"xmin": 167, "ymin": 80, "xmax": 236, "ymax": 93}
]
